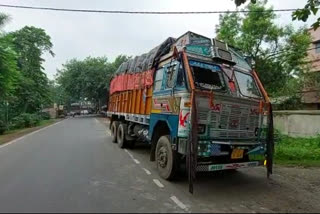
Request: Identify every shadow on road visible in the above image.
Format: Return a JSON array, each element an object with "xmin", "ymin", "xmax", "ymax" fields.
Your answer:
[{"xmin": 129, "ymin": 141, "xmax": 269, "ymax": 191}]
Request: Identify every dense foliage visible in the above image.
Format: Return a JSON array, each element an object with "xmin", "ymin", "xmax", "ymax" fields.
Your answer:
[
  {"xmin": 216, "ymin": 0, "xmax": 311, "ymax": 103},
  {"xmin": 0, "ymin": 12, "xmax": 54, "ymax": 134},
  {"xmin": 55, "ymin": 55, "xmax": 129, "ymax": 110}
]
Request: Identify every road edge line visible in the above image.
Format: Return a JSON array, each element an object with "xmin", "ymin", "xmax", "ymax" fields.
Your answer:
[
  {"xmin": 142, "ymin": 168, "xmax": 151, "ymax": 175},
  {"xmin": 170, "ymin": 196, "xmax": 188, "ymax": 212},
  {"xmin": 153, "ymin": 179, "xmax": 164, "ymax": 188}
]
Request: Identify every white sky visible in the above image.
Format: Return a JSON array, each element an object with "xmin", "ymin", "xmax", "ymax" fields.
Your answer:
[{"xmin": 1, "ymin": 0, "xmax": 317, "ymax": 79}]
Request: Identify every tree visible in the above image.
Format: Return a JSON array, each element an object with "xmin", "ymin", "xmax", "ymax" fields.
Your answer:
[
  {"xmin": 216, "ymin": 13, "xmax": 241, "ymax": 47},
  {"xmin": 0, "ymin": 13, "xmax": 19, "ymax": 101},
  {"xmin": 7, "ymin": 26, "xmax": 54, "ymax": 114},
  {"xmin": 56, "ymin": 55, "xmax": 129, "ymax": 109},
  {"xmin": 292, "ymin": 0, "xmax": 320, "ymax": 29},
  {"xmin": 234, "ymin": 0, "xmax": 320, "ymax": 29},
  {"xmin": 217, "ymin": 0, "xmax": 311, "ymax": 98}
]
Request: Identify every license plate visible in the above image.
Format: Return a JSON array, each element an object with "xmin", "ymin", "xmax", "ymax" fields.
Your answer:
[{"xmin": 231, "ymin": 149, "xmax": 244, "ymax": 159}]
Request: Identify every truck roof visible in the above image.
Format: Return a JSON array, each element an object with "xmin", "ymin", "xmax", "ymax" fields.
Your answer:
[
  {"xmin": 113, "ymin": 31, "xmax": 252, "ymax": 78},
  {"xmin": 114, "ymin": 37, "xmax": 176, "ymax": 75}
]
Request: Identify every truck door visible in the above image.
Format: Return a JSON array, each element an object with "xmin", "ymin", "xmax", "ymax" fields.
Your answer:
[
  {"xmin": 149, "ymin": 61, "xmax": 184, "ymax": 140},
  {"xmin": 152, "ymin": 61, "xmax": 184, "ymax": 114}
]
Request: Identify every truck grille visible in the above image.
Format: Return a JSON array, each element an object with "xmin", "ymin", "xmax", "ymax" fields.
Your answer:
[{"xmin": 198, "ymin": 102, "xmax": 260, "ymax": 140}]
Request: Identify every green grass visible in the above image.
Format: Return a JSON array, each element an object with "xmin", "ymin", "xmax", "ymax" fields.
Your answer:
[{"xmin": 274, "ymin": 135, "xmax": 320, "ymax": 167}]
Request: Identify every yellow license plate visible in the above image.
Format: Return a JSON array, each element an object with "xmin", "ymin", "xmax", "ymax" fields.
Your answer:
[{"xmin": 231, "ymin": 149, "xmax": 244, "ymax": 159}]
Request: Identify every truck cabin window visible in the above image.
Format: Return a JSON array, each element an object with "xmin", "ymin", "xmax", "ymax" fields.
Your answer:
[
  {"xmin": 166, "ymin": 65, "xmax": 176, "ymax": 88},
  {"xmin": 189, "ymin": 61, "xmax": 225, "ymax": 91},
  {"xmin": 176, "ymin": 64, "xmax": 185, "ymax": 87},
  {"xmin": 154, "ymin": 68, "xmax": 164, "ymax": 91},
  {"xmin": 234, "ymin": 71, "xmax": 261, "ymax": 98}
]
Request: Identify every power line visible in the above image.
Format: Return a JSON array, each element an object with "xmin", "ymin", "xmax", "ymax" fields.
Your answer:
[{"xmin": 0, "ymin": 4, "xmax": 299, "ymax": 15}]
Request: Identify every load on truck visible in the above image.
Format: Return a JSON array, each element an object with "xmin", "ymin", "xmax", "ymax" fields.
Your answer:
[{"xmin": 107, "ymin": 31, "xmax": 274, "ymax": 193}]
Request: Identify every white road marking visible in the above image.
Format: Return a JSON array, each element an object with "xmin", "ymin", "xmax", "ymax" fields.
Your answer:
[
  {"xmin": 153, "ymin": 179, "xmax": 164, "ymax": 188},
  {"xmin": 170, "ymin": 196, "xmax": 188, "ymax": 211},
  {"xmin": 93, "ymin": 118, "xmax": 111, "ymax": 136},
  {"xmin": 124, "ymin": 149, "xmax": 134, "ymax": 158},
  {"xmin": 124, "ymin": 149, "xmax": 139, "ymax": 164},
  {"xmin": 133, "ymin": 159, "xmax": 140, "ymax": 164},
  {"xmin": 0, "ymin": 120, "xmax": 63, "ymax": 149},
  {"xmin": 142, "ymin": 168, "xmax": 151, "ymax": 175}
]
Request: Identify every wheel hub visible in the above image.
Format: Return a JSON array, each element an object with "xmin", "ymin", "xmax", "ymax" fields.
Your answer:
[{"xmin": 158, "ymin": 147, "xmax": 168, "ymax": 168}]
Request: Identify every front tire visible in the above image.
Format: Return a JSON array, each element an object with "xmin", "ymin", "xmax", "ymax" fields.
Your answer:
[
  {"xmin": 155, "ymin": 135, "xmax": 178, "ymax": 180},
  {"xmin": 111, "ymin": 121, "xmax": 119, "ymax": 143}
]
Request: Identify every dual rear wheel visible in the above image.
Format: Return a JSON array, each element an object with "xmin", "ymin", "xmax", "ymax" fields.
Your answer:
[
  {"xmin": 110, "ymin": 121, "xmax": 134, "ymax": 149},
  {"xmin": 110, "ymin": 121, "xmax": 178, "ymax": 180}
]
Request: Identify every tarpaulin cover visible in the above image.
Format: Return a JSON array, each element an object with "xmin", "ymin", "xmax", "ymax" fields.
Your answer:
[{"xmin": 110, "ymin": 37, "xmax": 176, "ymax": 94}]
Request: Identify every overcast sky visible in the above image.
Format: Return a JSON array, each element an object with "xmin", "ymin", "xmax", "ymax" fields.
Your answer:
[{"xmin": 1, "ymin": 0, "xmax": 317, "ymax": 79}]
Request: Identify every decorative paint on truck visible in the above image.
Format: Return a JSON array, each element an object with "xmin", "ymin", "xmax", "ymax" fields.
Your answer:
[{"xmin": 177, "ymin": 95, "xmax": 191, "ymax": 138}]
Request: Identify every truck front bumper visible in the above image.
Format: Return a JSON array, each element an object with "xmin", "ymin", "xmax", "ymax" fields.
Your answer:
[{"xmin": 196, "ymin": 160, "xmax": 264, "ymax": 172}]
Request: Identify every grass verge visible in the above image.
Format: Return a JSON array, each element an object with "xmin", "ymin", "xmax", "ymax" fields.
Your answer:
[
  {"xmin": 0, "ymin": 119, "xmax": 60, "ymax": 146},
  {"xmin": 274, "ymin": 135, "xmax": 320, "ymax": 167}
]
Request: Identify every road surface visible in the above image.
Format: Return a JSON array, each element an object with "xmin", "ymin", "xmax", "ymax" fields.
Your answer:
[{"xmin": 0, "ymin": 116, "xmax": 319, "ymax": 213}]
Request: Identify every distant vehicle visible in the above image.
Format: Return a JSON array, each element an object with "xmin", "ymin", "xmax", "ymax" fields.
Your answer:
[
  {"xmin": 100, "ymin": 105, "xmax": 108, "ymax": 117},
  {"xmin": 107, "ymin": 32, "xmax": 274, "ymax": 192},
  {"xmin": 81, "ymin": 110, "xmax": 89, "ymax": 115},
  {"xmin": 70, "ymin": 103, "xmax": 81, "ymax": 116}
]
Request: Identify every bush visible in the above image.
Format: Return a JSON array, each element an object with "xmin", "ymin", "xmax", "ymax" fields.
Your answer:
[
  {"xmin": 39, "ymin": 112, "xmax": 51, "ymax": 120},
  {"xmin": 0, "ymin": 120, "xmax": 6, "ymax": 135},
  {"xmin": 11, "ymin": 115, "xmax": 25, "ymax": 129},
  {"xmin": 29, "ymin": 114, "xmax": 41, "ymax": 127},
  {"xmin": 11, "ymin": 113, "xmax": 41, "ymax": 129}
]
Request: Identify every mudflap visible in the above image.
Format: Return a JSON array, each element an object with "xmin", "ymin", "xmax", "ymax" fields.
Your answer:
[
  {"xmin": 266, "ymin": 104, "xmax": 274, "ymax": 178},
  {"xmin": 187, "ymin": 90, "xmax": 199, "ymax": 194}
]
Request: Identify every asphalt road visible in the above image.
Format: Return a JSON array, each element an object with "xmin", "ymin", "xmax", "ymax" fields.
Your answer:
[{"xmin": 0, "ymin": 116, "xmax": 319, "ymax": 213}]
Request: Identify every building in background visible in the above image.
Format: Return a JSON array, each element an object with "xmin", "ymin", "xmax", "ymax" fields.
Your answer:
[{"xmin": 301, "ymin": 27, "xmax": 320, "ymax": 110}]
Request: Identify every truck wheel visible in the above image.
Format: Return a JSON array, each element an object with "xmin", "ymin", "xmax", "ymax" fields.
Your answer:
[
  {"xmin": 156, "ymin": 135, "xmax": 178, "ymax": 180},
  {"xmin": 117, "ymin": 123, "xmax": 127, "ymax": 148},
  {"xmin": 111, "ymin": 121, "xmax": 119, "ymax": 143}
]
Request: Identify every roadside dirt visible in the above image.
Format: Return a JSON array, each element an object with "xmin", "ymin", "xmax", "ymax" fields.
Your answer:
[
  {"xmin": 185, "ymin": 166, "xmax": 320, "ymax": 213},
  {"xmin": 258, "ymin": 166, "xmax": 320, "ymax": 213}
]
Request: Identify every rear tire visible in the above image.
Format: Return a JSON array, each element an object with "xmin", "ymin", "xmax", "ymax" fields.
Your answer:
[
  {"xmin": 155, "ymin": 135, "xmax": 178, "ymax": 180},
  {"xmin": 111, "ymin": 121, "xmax": 119, "ymax": 143},
  {"xmin": 117, "ymin": 123, "xmax": 127, "ymax": 148}
]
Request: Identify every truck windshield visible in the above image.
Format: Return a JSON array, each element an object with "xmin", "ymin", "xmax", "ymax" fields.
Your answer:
[
  {"xmin": 189, "ymin": 60, "xmax": 225, "ymax": 91},
  {"xmin": 235, "ymin": 71, "xmax": 261, "ymax": 98}
]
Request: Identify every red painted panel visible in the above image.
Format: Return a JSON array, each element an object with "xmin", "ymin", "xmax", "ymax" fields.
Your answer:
[{"xmin": 109, "ymin": 70, "xmax": 154, "ymax": 95}]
